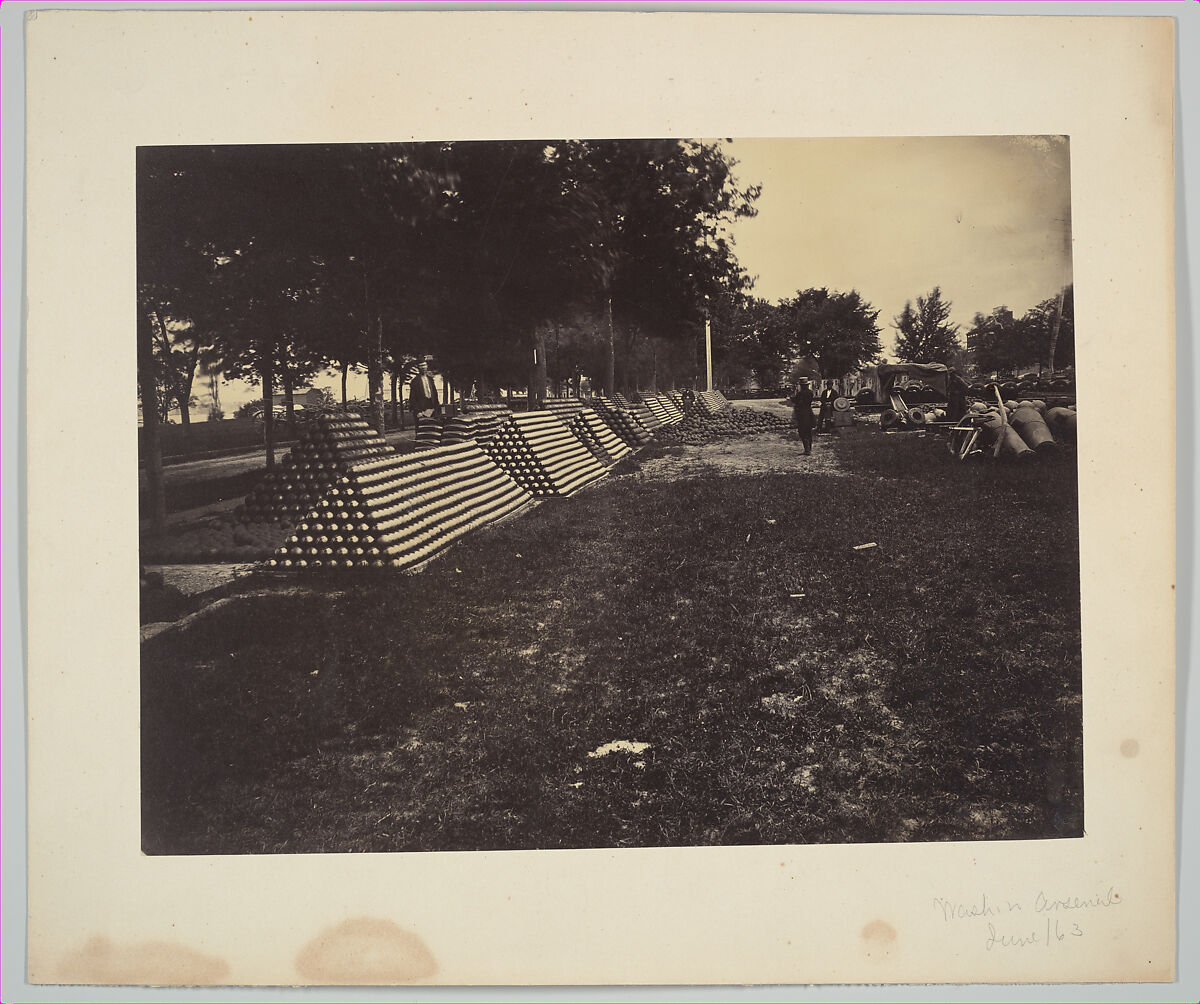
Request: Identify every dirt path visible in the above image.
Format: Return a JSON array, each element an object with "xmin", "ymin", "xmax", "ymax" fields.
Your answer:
[
  {"xmin": 637, "ymin": 430, "xmax": 847, "ymax": 481},
  {"xmin": 140, "ymin": 427, "xmax": 420, "ymax": 489}
]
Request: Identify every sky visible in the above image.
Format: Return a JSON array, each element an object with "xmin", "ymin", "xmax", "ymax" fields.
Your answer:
[
  {"xmin": 723, "ymin": 135, "xmax": 1073, "ymax": 358},
  {"xmin": 197, "ymin": 134, "xmax": 1073, "ymax": 414}
]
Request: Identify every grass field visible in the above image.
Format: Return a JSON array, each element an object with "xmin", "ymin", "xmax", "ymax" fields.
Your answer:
[{"xmin": 141, "ymin": 429, "xmax": 1082, "ymax": 854}]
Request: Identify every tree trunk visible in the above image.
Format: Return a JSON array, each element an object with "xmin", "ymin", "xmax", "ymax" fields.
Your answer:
[
  {"xmin": 605, "ymin": 293, "xmax": 616, "ymax": 396},
  {"xmin": 280, "ymin": 346, "xmax": 296, "ymax": 439},
  {"xmin": 340, "ymin": 360, "xmax": 349, "ymax": 405},
  {"xmin": 650, "ymin": 339, "xmax": 658, "ymax": 393},
  {"xmin": 529, "ymin": 328, "xmax": 547, "ymax": 409},
  {"xmin": 176, "ymin": 393, "xmax": 192, "ymax": 436},
  {"xmin": 261, "ymin": 336, "xmax": 276, "ymax": 471},
  {"xmin": 177, "ymin": 334, "xmax": 201, "ymax": 439},
  {"xmin": 621, "ymin": 326, "xmax": 638, "ymax": 395},
  {"xmin": 208, "ymin": 371, "xmax": 221, "ymax": 416},
  {"xmin": 138, "ymin": 311, "xmax": 167, "ymax": 536},
  {"xmin": 152, "ymin": 309, "xmax": 190, "ymax": 443},
  {"xmin": 390, "ymin": 371, "xmax": 399, "ymax": 425},
  {"xmin": 1046, "ymin": 287, "xmax": 1066, "ymax": 380},
  {"xmin": 364, "ymin": 272, "xmax": 386, "ymax": 434}
]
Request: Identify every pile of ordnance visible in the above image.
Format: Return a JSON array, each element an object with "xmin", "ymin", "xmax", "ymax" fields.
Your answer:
[
  {"xmin": 951, "ymin": 395, "xmax": 1077, "ymax": 461},
  {"xmin": 656, "ymin": 406, "xmax": 789, "ymax": 445},
  {"xmin": 880, "ymin": 403, "xmax": 948, "ymax": 429},
  {"xmin": 142, "ymin": 388, "xmax": 776, "ymax": 570}
]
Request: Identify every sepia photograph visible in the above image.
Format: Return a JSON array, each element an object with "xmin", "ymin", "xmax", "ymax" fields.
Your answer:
[
  {"xmin": 137, "ymin": 135, "xmax": 1083, "ymax": 856},
  {"xmin": 21, "ymin": 7, "xmax": 1179, "ymax": 988}
]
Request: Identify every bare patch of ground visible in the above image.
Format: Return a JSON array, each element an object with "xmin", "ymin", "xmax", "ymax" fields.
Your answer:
[{"xmin": 636, "ymin": 431, "xmax": 847, "ymax": 482}]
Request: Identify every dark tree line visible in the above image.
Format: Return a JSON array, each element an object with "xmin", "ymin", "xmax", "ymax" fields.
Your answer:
[
  {"xmin": 137, "ymin": 139, "xmax": 761, "ymax": 531},
  {"xmin": 708, "ymin": 288, "xmax": 884, "ymax": 389},
  {"xmin": 967, "ymin": 286, "xmax": 1075, "ymax": 376}
]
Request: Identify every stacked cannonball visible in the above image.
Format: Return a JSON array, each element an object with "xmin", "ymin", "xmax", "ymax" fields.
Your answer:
[
  {"xmin": 594, "ymin": 401, "xmax": 652, "ymax": 447},
  {"xmin": 269, "ymin": 441, "xmax": 535, "ymax": 571},
  {"xmin": 579, "ymin": 408, "xmax": 632, "ymax": 462},
  {"xmin": 643, "ymin": 394, "xmax": 684, "ymax": 426},
  {"xmin": 657, "ymin": 406, "xmax": 789, "ymax": 445},
  {"xmin": 236, "ymin": 417, "xmax": 394, "ymax": 525},
  {"xmin": 694, "ymin": 389, "xmax": 733, "ymax": 416},
  {"xmin": 483, "ymin": 413, "xmax": 607, "ymax": 497},
  {"xmin": 269, "ymin": 480, "xmax": 388, "ymax": 569},
  {"xmin": 568, "ymin": 412, "xmax": 619, "ymax": 467},
  {"xmin": 632, "ymin": 400, "xmax": 665, "ymax": 432},
  {"xmin": 461, "ymin": 407, "xmax": 514, "ymax": 447},
  {"xmin": 483, "ymin": 425, "xmax": 554, "ymax": 495}
]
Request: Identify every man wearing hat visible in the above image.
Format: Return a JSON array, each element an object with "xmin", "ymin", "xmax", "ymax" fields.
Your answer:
[
  {"xmin": 407, "ymin": 358, "xmax": 441, "ymax": 432},
  {"xmin": 817, "ymin": 380, "xmax": 837, "ymax": 432},
  {"xmin": 785, "ymin": 378, "xmax": 816, "ymax": 455}
]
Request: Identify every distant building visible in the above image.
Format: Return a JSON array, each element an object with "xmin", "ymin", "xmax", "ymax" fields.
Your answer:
[{"xmin": 271, "ymin": 388, "xmax": 331, "ymax": 410}]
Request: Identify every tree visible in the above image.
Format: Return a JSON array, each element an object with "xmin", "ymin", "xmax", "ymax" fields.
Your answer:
[
  {"xmin": 893, "ymin": 286, "xmax": 962, "ymax": 363},
  {"xmin": 967, "ymin": 287, "xmax": 1073, "ymax": 377},
  {"xmin": 709, "ymin": 294, "xmax": 782, "ymax": 389},
  {"xmin": 1029, "ymin": 285, "xmax": 1074, "ymax": 374},
  {"xmin": 546, "ymin": 139, "xmax": 759, "ymax": 394},
  {"xmin": 967, "ymin": 305, "xmax": 1038, "ymax": 376},
  {"xmin": 775, "ymin": 288, "xmax": 883, "ymax": 379}
]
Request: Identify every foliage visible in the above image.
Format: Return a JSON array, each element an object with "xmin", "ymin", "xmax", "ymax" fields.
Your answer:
[
  {"xmin": 138, "ymin": 140, "xmax": 761, "ymax": 408},
  {"xmin": 893, "ymin": 286, "xmax": 962, "ymax": 364},
  {"xmin": 968, "ymin": 286, "xmax": 1073, "ymax": 376},
  {"xmin": 775, "ymin": 288, "xmax": 883, "ymax": 378}
]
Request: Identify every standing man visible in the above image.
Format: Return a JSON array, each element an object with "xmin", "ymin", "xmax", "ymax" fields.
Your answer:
[
  {"xmin": 818, "ymin": 380, "xmax": 837, "ymax": 432},
  {"xmin": 785, "ymin": 379, "xmax": 816, "ymax": 455},
  {"xmin": 408, "ymin": 358, "xmax": 441, "ymax": 433},
  {"xmin": 946, "ymin": 370, "xmax": 970, "ymax": 422}
]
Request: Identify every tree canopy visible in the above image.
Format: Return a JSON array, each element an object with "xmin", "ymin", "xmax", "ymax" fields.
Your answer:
[
  {"xmin": 892, "ymin": 286, "xmax": 962, "ymax": 364},
  {"xmin": 137, "ymin": 139, "xmax": 761, "ymax": 408},
  {"xmin": 967, "ymin": 286, "xmax": 1074, "ymax": 376}
]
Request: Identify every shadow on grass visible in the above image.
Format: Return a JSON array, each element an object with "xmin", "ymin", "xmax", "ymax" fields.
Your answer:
[{"xmin": 142, "ymin": 433, "xmax": 1083, "ymax": 853}]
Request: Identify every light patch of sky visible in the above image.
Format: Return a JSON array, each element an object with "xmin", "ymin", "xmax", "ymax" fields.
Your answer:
[{"xmin": 722, "ymin": 135, "xmax": 1072, "ymax": 359}]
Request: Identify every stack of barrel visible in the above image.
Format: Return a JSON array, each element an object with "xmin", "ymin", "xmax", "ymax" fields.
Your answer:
[
  {"xmin": 269, "ymin": 440, "xmax": 534, "ymax": 571},
  {"xmin": 482, "ymin": 412, "xmax": 608, "ymax": 497},
  {"xmin": 237, "ymin": 416, "xmax": 395, "ymax": 526}
]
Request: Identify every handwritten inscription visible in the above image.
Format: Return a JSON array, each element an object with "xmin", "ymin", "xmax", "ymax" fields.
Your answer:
[{"xmin": 933, "ymin": 887, "xmax": 1120, "ymax": 950}]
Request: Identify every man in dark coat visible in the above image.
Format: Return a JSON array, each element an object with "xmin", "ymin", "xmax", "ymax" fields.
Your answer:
[
  {"xmin": 946, "ymin": 370, "xmax": 970, "ymax": 422},
  {"xmin": 408, "ymin": 360, "xmax": 441, "ymax": 432},
  {"xmin": 786, "ymin": 379, "xmax": 816, "ymax": 455},
  {"xmin": 818, "ymin": 380, "xmax": 837, "ymax": 432}
]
